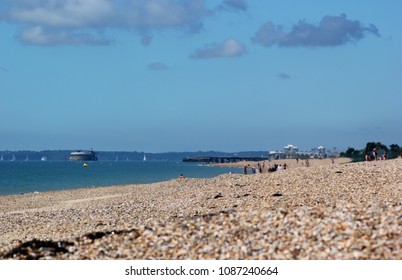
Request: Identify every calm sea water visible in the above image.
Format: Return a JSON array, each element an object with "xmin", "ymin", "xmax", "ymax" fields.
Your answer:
[{"xmin": 0, "ymin": 161, "xmax": 240, "ymax": 196}]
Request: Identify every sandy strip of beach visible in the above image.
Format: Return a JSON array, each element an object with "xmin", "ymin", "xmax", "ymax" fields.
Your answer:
[
  {"xmin": 210, "ymin": 157, "xmax": 352, "ymax": 171},
  {"xmin": 0, "ymin": 158, "xmax": 401, "ymax": 259}
]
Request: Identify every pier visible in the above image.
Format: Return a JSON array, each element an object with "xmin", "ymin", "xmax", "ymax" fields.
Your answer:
[{"xmin": 183, "ymin": 156, "xmax": 269, "ymax": 163}]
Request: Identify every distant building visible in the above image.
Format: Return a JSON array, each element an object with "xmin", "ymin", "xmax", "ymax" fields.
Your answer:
[
  {"xmin": 311, "ymin": 146, "xmax": 327, "ymax": 158},
  {"xmin": 317, "ymin": 146, "xmax": 326, "ymax": 157},
  {"xmin": 268, "ymin": 144, "xmax": 328, "ymax": 160},
  {"xmin": 268, "ymin": 150, "xmax": 285, "ymax": 160},
  {"xmin": 284, "ymin": 144, "xmax": 299, "ymax": 158}
]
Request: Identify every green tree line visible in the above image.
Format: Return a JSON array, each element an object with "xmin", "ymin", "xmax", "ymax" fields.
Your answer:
[{"xmin": 340, "ymin": 142, "xmax": 402, "ymax": 162}]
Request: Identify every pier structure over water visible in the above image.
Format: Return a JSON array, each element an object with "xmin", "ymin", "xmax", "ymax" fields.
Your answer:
[{"xmin": 183, "ymin": 156, "xmax": 269, "ymax": 163}]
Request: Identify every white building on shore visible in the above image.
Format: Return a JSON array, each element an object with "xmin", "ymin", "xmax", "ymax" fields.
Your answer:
[
  {"xmin": 284, "ymin": 144, "xmax": 299, "ymax": 158},
  {"xmin": 268, "ymin": 144, "xmax": 328, "ymax": 159}
]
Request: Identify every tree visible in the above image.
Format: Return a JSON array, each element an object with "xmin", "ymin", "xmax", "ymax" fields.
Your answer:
[
  {"xmin": 340, "ymin": 147, "xmax": 364, "ymax": 161},
  {"xmin": 365, "ymin": 142, "xmax": 376, "ymax": 153},
  {"xmin": 364, "ymin": 142, "xmax": 388, "ymax": 153},
  {"xmin": 389, "ymin": 144, "xmax": 401, "ymax": 159},
  {"xmin": 345, "ymin": 147, "xmax": 355, "ymax": 157}
]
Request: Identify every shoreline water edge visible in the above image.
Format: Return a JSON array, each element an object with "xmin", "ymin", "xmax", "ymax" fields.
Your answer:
[
  {"xmin": 0, "ymin": 158, "xmax": 401, "ymax": 259},
  {"xmin": 0, "ymin": 161, "xmax": 241, "ymax": 196}
]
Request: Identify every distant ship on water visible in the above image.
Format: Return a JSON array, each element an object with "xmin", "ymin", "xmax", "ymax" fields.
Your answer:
[{"xmin": 70, "ymin": 150, "xmax": 98, "ymax": 161}]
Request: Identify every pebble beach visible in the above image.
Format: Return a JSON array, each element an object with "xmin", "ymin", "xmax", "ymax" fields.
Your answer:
[{"xmin": 0, "ymin": 158, "xmax": 401, "ymax": 260}]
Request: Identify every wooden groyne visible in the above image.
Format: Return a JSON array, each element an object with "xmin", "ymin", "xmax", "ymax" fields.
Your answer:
[{"xmin": 183, "ymin": 156, "xmax": 269, "ymax": 163}]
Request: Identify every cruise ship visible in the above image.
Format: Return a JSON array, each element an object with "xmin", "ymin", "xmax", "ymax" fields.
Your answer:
[{"xmin": 69, "ymin": 150, "xmax": 98, "ymax": 161}]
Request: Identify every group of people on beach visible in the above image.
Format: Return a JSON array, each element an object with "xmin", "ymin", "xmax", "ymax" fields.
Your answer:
[
  {"xmin": 243, "ymin": 162, "xmax": 287, "ymax": 175},
  {"xmin": 365, "ymin": 148, "xmax": 387, "ymax": 161}
]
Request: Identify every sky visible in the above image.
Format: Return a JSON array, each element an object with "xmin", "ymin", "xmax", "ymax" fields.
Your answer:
[{"xmin": 0, "ymin": 0, "xmax": 401, "ymax": 152}]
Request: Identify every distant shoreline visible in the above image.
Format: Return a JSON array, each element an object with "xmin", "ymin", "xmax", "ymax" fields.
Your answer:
[
  {"xmin": 0, "ymin": 150, "xmax": 270, "ymax": 162},
  {"xmin": 210, "ymin": 157, "xmax": 352, "ymax": 170}
]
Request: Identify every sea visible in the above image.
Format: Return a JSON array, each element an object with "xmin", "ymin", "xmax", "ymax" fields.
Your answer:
[{"xmin": 0, "ymin": 160, "xmax": 241, "ymax": 196}]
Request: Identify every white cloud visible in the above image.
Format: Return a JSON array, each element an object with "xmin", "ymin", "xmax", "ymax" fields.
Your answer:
[
  {"xmin": 10, "ymin": 0, "xmax": 113, "ymax": 27},
  {"xmin": 191, "ymin": 38, "xmax": 247, "ymax": 59},
  {"xmin": 219, "ymin": 0, "xmax": 248, "ymax": 12},
  {"xmin": 277, "ymin": 73, "xmax": 291, "ymax": 79},
  {"xmin": 141, "ymin": 34, "xmax": 153, "ymax": 46},
  {"xmin": 19, "ymin": 25, "xmax": 111, "ymax": 45},
  {"xmin": 1, "ymin": 0, "xmax": 212, "ymax": 45},
  {"xmin": 148, "ymin": 62, "xmax": 168, "ymax": 70},
  {"xmin": 253, "ymin": 14, "xmax": 380, "ymax": 48}
]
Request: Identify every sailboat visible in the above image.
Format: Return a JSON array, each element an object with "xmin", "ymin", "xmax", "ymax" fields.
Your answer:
[
  {"xmin": 25, "ymin": 154, "xmax": 29, "ymax": 161},
  {"xmin": 143, "ymin": 154, "xmax": 147, "ymax": 161},
  {"xmin": 0, "ymin": 155, "xmax": 3, "ymax": 161},
  {"xmin": 11, "ymin": 154, "xmax": 16, "ymax": 161}
]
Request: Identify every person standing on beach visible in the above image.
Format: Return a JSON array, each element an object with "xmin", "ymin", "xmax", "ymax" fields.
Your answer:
[
  {"xmin": 243, "ymin": 165, "xmax": 247, "ymax": 175},
  {"xmin": 373, "ymin": 148, "xmax": 378, "ymax": 161}
]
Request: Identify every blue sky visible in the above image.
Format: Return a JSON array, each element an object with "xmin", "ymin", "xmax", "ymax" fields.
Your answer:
[{"xmin": 1, "ymin": 0, "xmax": 401, "ymax": 152}]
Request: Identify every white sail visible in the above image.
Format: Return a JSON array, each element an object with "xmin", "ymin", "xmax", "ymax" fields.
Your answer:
[{"xmin": 143, "ymin": 154, "xmax": 147, "ymax": 161}]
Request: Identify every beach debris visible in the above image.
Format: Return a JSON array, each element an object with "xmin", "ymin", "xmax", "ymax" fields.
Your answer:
[
  {"xmin": 3, "ymin": 239, "xmax": 74, "ymax": 260},
  {"xmin": 213, "ymin": 193, "xmax": 223, "ymax": 199},
  {"xmin": 272, "ymin": 192, "xmax": 283, "ymax": 197},
  {"xmin": 235, "ymin": 193, "xmax": 251, "ymax": 198},
  {"xmin": 83, "ymin": 229, "xmax": 140, "ymax": 242}
]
